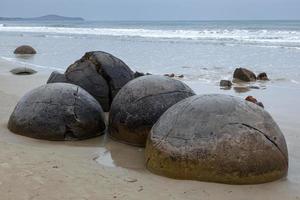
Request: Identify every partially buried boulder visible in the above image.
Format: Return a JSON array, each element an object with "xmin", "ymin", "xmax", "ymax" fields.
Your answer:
[
  {"xmin": 10, "ymin": 67, "xmax": 37, "ymax": 75},
  {"xmin": 8, "ymin": 83, "xmax": 106, "ymax": 141},
  {"xmin": 145, "ymin": 94, "xmax": 288, "ymax": 184},
  {"xmin": 47, "ymin": 71, "xmax": 68, "ymax": 83},
  {"xmin": 14, "ymin": 45, "xmax": 37, "ymax": 54},
  {"xmin": 233, "ymin": 68, "xmax": 256, "ymax": 82},
  {"xmin": 47, "ymin": 51, "xmax": 134, "ymax": 111},
  {"xmin": 108, "ymin": 75, "xmax": 196, "ymax": 147}
]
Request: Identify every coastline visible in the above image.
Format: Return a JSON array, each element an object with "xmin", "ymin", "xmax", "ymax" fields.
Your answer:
[{"xmin": 0, "ymin": 58, "xmax": 300, "ymax": 199}]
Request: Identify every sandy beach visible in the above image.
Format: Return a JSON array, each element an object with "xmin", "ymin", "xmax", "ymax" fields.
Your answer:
[{"xmin": 0, "ymin": 57, "xmax": 299, "ymax": 200}]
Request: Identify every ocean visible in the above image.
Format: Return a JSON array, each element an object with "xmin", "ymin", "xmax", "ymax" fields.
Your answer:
[{"xmin": 0, "ymin": 20, "xmax": 300, "ymax": 88}]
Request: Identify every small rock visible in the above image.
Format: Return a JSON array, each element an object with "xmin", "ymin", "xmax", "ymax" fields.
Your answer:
[
  {"xmin": 134, "ymin": 71, "xmax": 145, "ymax": 78},
  {"xmin": 256, "ymin": 102, "xmax": 265, "ymax": 108},
  {"xmin": 245, "ymin": 96, "xmax": 258, "ymax": 104},
  {"xmin": 233, "ymin": 68, "xmax": 256, "ymax": 82},
  {"xmin": 164, "ymin": 73, "xmax": 175, "ymax": 78},
  {"xmin": 178, "ymin": 74, "xmax": 184, "ymax": 78},
  {"xmin": 245, "ymin": 96, "xmax": 264, "ymax": 108},
  {"xmin": 257, "ymin": 72, "xmax": 269, "ymax": 81},
  {"xmin": 14, "ymin": 45, "xmax": 36, "ymax": 54},
  {"xmin": 220, "ymin": 80, "xmax": 232, "ymax": 87},
  {"xmin": 248, "ymin": 86, "xmax": 260, "ymax": 89}
]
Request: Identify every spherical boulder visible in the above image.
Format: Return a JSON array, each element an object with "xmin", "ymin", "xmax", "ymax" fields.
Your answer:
[
  {"xmin": 47, "ymin": 71, "xmax": 68, "ymax": 83},
  {"xmin": 14, "ymin": 45, "xmax": 37, "ymax": 54},
  {"xmin": 145, "ymin": 94, "xmax": 288, "ymax": 184},
  {"xmin": 108, "ymin": 75, "xmax": 195, "ymax": 147},
  {"xmin": 8, "ymin": 83, "xmax": 106, "ymax": 141},
  {"xmin": 50, "ymin": 51, "xmax": 134, "ymax": 112},
  {"xmin": 10, "ymin": 67, "xmax": 37, "ymax": 75}
]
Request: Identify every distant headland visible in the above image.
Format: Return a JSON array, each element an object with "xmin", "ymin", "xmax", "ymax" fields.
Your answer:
[{"xmin": 0, "ymin": 15, "xmax": 84, "ymax": 21}]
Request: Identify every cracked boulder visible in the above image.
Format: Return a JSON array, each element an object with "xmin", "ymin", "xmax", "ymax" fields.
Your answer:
[
  {"xmin": 8, "ymin": 83, "xmax": 106, "ymax": 141},
  {"xmin": 48, "ymin": 51, "xmax": 134, "ymax": 111},
  {"xmin": 145, "ymin": 94, "xmax": 288, "ymax": 184},
  {"xmin": 108, "ymin": 75, "xmax": 195, "ymax": 147}
]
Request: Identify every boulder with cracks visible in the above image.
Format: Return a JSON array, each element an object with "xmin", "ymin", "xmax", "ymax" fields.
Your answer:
[
  {"xmin": 145, "ymin": 94, "xmax": 288, "ymax": 184},
  {"xmin": 47, "ymin": 51, "xmax": 134, "ymax": 111},
  {"xmin": 108, "ymin": 75, "xmax": 195, "ymax": 147},
  {"xmin": 8, "ymin": 83, "xmax": 106, "ymax": 141}
]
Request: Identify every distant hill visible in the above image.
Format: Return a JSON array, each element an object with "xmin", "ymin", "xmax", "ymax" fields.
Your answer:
[{"xmin": 0, "ymin": 15, "xmax": 84, "ymax": 21}]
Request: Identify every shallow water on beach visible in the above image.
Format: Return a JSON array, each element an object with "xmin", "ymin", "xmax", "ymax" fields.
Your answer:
[{"xmin": 0, "ymin": 20, "xmax": 300, "ymax": 89}]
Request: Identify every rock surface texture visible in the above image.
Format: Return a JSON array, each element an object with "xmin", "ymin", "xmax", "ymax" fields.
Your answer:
[
  {"xmin": 8, "ymin": 83, "xmax": 106, "ymax": 141},
  {"xmin": 109, "ymin": 75, "xmax": 195, "ymax": 147},
  {"xmin": 233, "ymin": 68, "xmax": 256, "ymax": 82},
  {"xmin": 47, "ymin": 51, "xmax": 134, "ymax": 111},
  {"xmin": 14, "ymin": 45, "xmax": 37, "ymax": 54},
  {"xmin": 145, "ymin": 94, "xmax": 288, "ymax": 184}
]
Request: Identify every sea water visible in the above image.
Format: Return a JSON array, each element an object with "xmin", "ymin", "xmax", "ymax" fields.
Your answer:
[{"xmin": 0, "ymin": 20, "xmax": 300, "ymax": 88}]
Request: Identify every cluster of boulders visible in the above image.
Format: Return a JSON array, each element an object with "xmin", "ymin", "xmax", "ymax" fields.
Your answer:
[
  {"xmin": 8, "ymin": 51, "xmax": 288, "ymax": 185},
  {"xmin": 220, "ymin": 67, "xmax": 270, "ymax": 88}
]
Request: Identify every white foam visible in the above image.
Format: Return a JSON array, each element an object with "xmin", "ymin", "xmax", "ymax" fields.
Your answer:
[
  {"xmin": 1, "ymin": 56, "xmax": 64, "ymax": 72},
  {"xmin": 1, "ymin": 26, "xmax": 300, "ymax": 47}
]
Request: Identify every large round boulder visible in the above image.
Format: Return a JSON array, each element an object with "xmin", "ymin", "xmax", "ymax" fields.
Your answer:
[
  {"xmin": 47, "ymin": 51, "xmax": 134, "ymax": 111},
  {"xmin": 145, "ymin": 94, "xmax": 288, "ymax": 184},
  {"xmin": 14, "ymin": 45, "xmax": 37, "ymax": 54},
  {"xmin": 108, "ymin": 75, "xmax": 196, "ymax": 147},
  {"xmin": 8, "ymin": 83, "xmax": 106, "ymax": 141}
]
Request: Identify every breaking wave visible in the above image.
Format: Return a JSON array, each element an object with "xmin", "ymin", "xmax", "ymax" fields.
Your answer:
[{"xmin": 1, "ymin": 25, "xmax": 300, "ymax": 47}]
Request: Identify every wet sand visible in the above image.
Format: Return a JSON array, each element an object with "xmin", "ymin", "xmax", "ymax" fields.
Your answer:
[{"xmin": 0, "ymin": 58, "xmax": 300, "ymax": 200}]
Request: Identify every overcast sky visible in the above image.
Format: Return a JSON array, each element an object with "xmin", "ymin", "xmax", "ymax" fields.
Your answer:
[{"xmin": 1, "ymin": 0, "xmax": 299, "ymax": 20}]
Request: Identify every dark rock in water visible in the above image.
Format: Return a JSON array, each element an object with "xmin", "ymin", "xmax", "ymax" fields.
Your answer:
[
  {"xmin": 233, "ymin": 68, "xmax": 256, "ymax": 82},
  {"xmin": 8, "ymin": 83, "xmax": 106, "ymax": 141},
  {"xmin": 257, "ymin": 102, "xmax": 265, "ymax": 108},
  {"xmin": 248, "ymin": 86, "xmax": 260, "ymax": 89},
  {"xmin": 53, "ymin": 51, "xmax": 134, "ymax": 112},
  {"xmin": 47, "ymin": 71, "xmax": 68, "ymax": 83},
  {"xmin": 220, "ymin": 80, "xmax": 232, "ymax": 87},
  {"xmin": 10, "ymin": 67, "xmax": 37, "ymax": 75},
  {"xmin": 108, "ymin": 75, "xmax": 195, "ymax": 147},
  {"xmin": 257, "ymin": 72, "xmax": 269, "ymax": 81},
  {"xmin": 134, "ymin": 71, "xmax": 145, "ymax": 78},
  {"xmin": 14, "ymin": 45, "xmax": 36, "ymax": 54},
  {"xmin": 145, "ymin": 94, "xmax": 288, "ymax": 184},
  {"xmin": 178, "ymin": 74, "xmax": 184, "ymax": 78},
  {"xmin": 164, "ymin": 73, "xmax": 175, "ymax": 78},
  {"xmin": 245, "ymin": 96, "xmax": 264, "ymax": 108}
]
